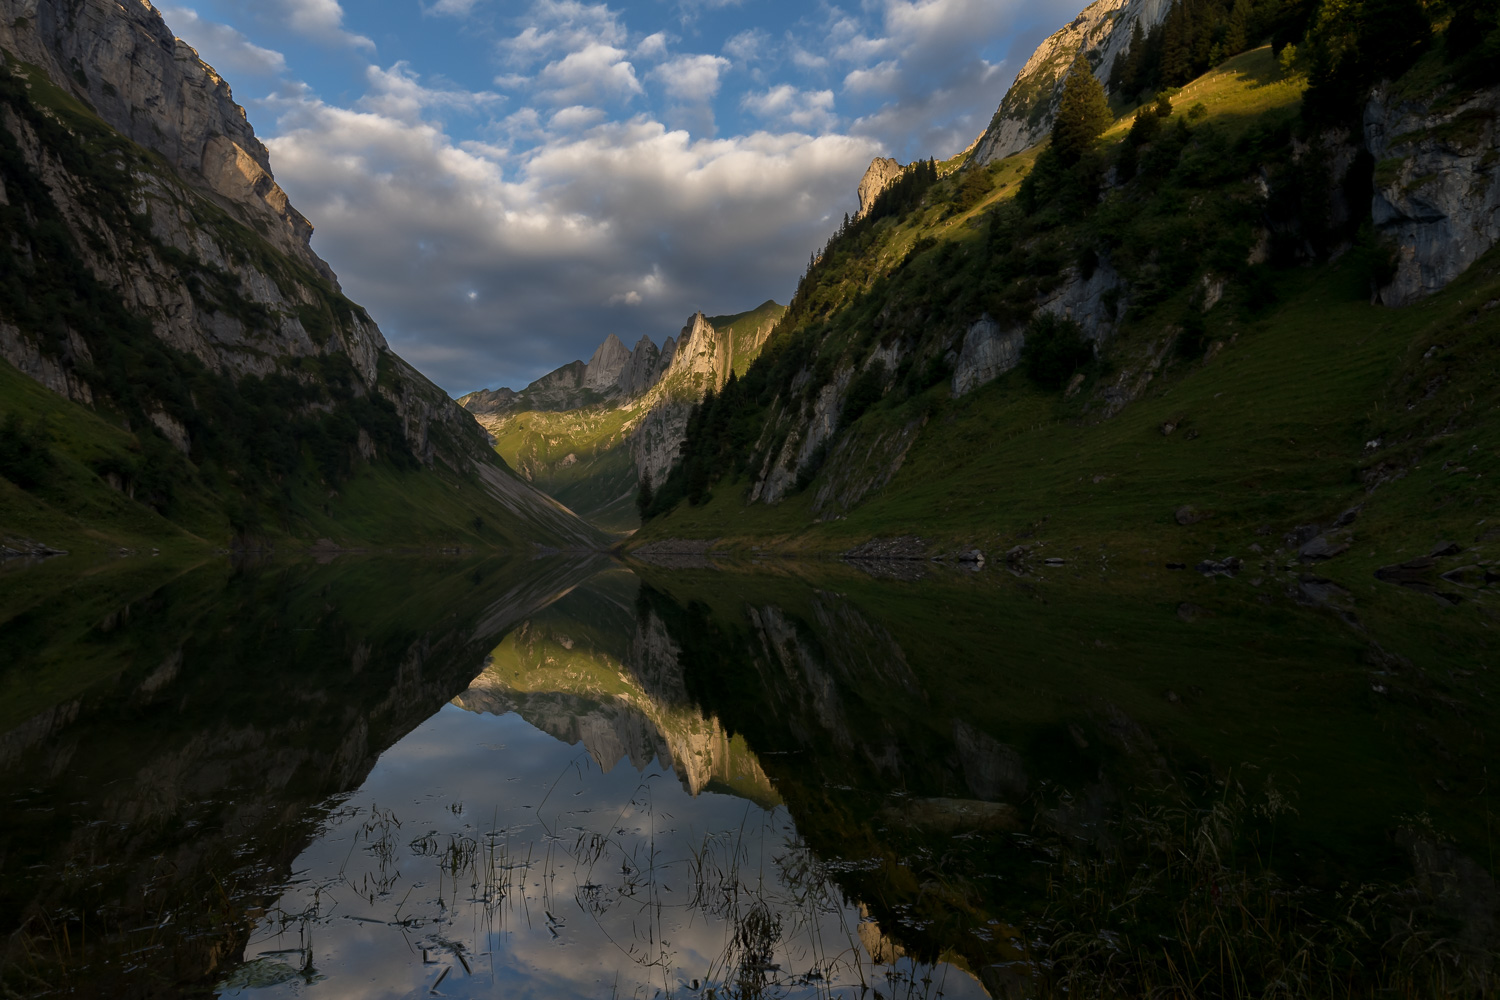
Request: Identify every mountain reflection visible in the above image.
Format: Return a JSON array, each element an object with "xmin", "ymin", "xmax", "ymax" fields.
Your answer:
[{"xmin": 2, "ymin": 555, "xmax": 1496, "ymax": 999}]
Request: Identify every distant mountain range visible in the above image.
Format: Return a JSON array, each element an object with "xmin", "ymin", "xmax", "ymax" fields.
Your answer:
[{"xmin": 456, "ymin": 302, "xmax": 784, "ymax": 531}]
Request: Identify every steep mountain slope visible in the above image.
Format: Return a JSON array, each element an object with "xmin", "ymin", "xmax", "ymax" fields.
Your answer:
[
  {"xmin": 459, "ymin": 301, "xmax": 784, "ymax": 531},
  {"xmin": 633, "ymin": 10, "xmax": 1500, "ymax": 584},
  {"xmin": 0, "ymin": 0, "xmax": 599, "ymax": 553}
]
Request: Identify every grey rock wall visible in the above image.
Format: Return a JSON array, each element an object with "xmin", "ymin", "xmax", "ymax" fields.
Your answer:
[{"xmin": 1366, "ymin": 83, "xmax": 1500, "ymax": 306}]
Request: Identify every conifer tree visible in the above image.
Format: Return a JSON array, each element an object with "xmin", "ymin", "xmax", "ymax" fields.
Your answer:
[
  {"xmin": 1051, "ymin": 56, "xmax": 1114, "ymax": 164},
  {"xmin": 1112, "ymin": 19, "xmax": 1147, "ymax": 93},
  {"xmin": 1160, "ymin": 2, "xmax": 1192, "ymax": 84},
  {"xmin": 1223, "ymin": 0, "xmax": 1251, "ymax": 57}
]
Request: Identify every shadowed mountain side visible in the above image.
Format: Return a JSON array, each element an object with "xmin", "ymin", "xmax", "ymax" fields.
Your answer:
[{"xmin": 0, "ymin": 2, "xmax": 599, "ymax": 553}]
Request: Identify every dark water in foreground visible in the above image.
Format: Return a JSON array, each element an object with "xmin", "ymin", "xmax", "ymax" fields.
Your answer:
[{"xmin": 0, "ymin": 553, "xmax": 1496, "ymax": 998}]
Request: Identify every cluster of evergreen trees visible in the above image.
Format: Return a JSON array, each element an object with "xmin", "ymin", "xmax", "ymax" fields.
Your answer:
[
  {"xmin": 1109, "ymin": 0, "xmax": 1271, "ymax": 103},
  {"xmin": 1110, "ymin": 0, "xmax": 1489, "ymax": 125}
]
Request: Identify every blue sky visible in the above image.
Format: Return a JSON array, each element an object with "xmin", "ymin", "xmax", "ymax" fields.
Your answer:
[{"xmin": 159, "ymin": 0, "xmax": 1079, "ymax": 393}]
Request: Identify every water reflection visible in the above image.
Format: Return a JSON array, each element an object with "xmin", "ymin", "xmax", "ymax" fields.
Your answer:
[
  {"xmin": 229, "ymin": 706, "xmax": 981, "ymax": 1000},
  {"xmin": 1, "ymin": 553, "xmax": 1496, "ymax": 999},
  {"xmin": 228, "ymin": 567, "xmax": 986, "ymax": 998},
  {"xmin": 0, "ymin": 554, "xmax": 605, "ymax": 998}
]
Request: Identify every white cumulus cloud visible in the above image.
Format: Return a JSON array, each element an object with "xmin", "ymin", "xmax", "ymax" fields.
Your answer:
[
  {"xmin": 650, "ymin": 54, "xmax": 730, "ymax": 102},
  {"xmin": 262, "ymin": 88, "xmax": 878, "ymax": 391},
  {"xmin": 741, "ymin": 85, "xmax": 837, "ymax": 133},
  {"xmin": 535, "ymin": 43, "xmax": 643, "ymax": 105},
  {"xmin": 273, "ymin": 0, "xmax": 374, "ymax": 50}
]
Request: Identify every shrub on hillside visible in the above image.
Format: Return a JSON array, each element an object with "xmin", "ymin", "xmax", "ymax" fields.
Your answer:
[
  {"xmin": 1023, "ymin": 313, "xmax": 1094, "ymax": 390},
  {"xmin": 839, "ymin": 361, "xmax": 888, "ymax": 431},
  {"xmin": 0, "ymin": 412, "xmax": 54, "ymax": 490}
]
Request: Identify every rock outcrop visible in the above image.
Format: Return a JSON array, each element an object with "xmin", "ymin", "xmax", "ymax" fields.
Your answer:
[
  {"xmin": 616, "ymin": 335, "xmax": 663, "ymax": 396},
  {"xmin": 952, "ymin": 315, "xmax": 1025, "ymax": 397},
  {"xmin": 971, "ymin": 0, "xmax": 1172, "ymax": 166},
  {"xmin": 633, "ymin": 311, "xmax": 770, "ymax": 487},
  {"xmin": 1366, "ymin": 82, "xmax": 1500, "ymax": 306},
  {"xmin": 751, "ymin": 366, "xmax": 854, "ymax": 504},
  {"xmin": 456, "ymin": 385, "xmax": 518, "ymax": 415},
  {"xmin": 857, "ymin": 156, "xmax": 904, "ymax": 219}
]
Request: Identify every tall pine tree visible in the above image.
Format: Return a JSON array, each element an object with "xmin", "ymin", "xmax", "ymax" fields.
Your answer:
[{"xmin": 1051, "ymin": 56, "xmax": 1114, "ymax": 163}]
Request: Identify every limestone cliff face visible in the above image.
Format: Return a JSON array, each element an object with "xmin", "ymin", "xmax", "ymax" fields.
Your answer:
[
  {"xmin": 616, "ymin": 335, "xmax": 663, "ymax": 396},
  {"xmin": 857, "ymin": 156, "xmax": 903, "ymax": 219},
  {"xmin": 0, "ymin": 0, "xmax": 325, "ymax": 277},
  {"xmin": 1366, "ymin": 82, "xmax": 1500, "ymax": 306},
  {"xmin": 971, "ymin": 0, "xmax": 1172, "ymax": 166},
  {"xmin": 632, "ymin": 310, "xmax": 776, "ymax": 488}
]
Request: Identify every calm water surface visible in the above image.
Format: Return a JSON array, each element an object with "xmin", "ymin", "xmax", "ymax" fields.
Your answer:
[{"xmin": 1, "ymin": 553, "xmax": 1495, "ymax": 998}]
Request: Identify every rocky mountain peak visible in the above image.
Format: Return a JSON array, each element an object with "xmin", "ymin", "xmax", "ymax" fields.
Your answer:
[
  {"xmin": 857, "ymin": 157, "xmax": 904, "ymax": 219},
  {"xmin": 617, "ymin": 335, "xmax": 664, "ymax": 397},
  {"xmin": 583, "ymin": 333, "xmax": 633, "ymax": 391},
  {"xmin": 971, "ymin": 0, "xmax": 1172, "ymax": 166}
]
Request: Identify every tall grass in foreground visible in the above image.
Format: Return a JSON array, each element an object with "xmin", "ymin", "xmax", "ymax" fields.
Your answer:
[{"xmin": 1025, "ymin": 780, "xmax": 1497, "ymax": 999}]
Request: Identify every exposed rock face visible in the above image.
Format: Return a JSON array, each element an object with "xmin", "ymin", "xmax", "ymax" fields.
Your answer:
[
  {"xmin": 1039, "ymin": 258, "xmax": 1125, "ymax": 338},
  {"xmin": 857, "ymin": 156, "xmax": 903, "ymax": 219},
  {"xmin": 582, "ymin": 333, "xmax": 632, "ymax": 391},
  {"xmin": 669, "ymin": 312, "xmax": 724, "ymax": 380},
  {"xmin": 0, "ymin": 0, "xmax": 326, "ymax": 278},
  {"xmin": 971, "ymin": 0, "xmax": 1172, "ymax": 166},
  {"xmin": 1366, "ymin": 83, "xmax": 1500, "ymax": 306},
  {"xmin": 456, "ymin": 385, "xmax": 518, "ymax": 415},
  {"xmin": 616, "ymin": 335, "xmax": 663, "ymax": 396},
  {"xmin": 632, "ymin": 395, "xmax": 693, "ymax": 487},
  {"xmin": 952, "ymin": 315, "xmax": 1025, "ymax": 397},
  {"xmin": 631, "ymin": 310, "xmax": 775, "ymax": 488},
  {"xmin": 752, "ymin": 366, "xmax": 854, "ymax": 504}
]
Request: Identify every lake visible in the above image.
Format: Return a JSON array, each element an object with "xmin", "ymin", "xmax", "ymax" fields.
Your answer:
[{"xmin": 1, "ymin": 551, "xmax": 1495, "ymax": 998}]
